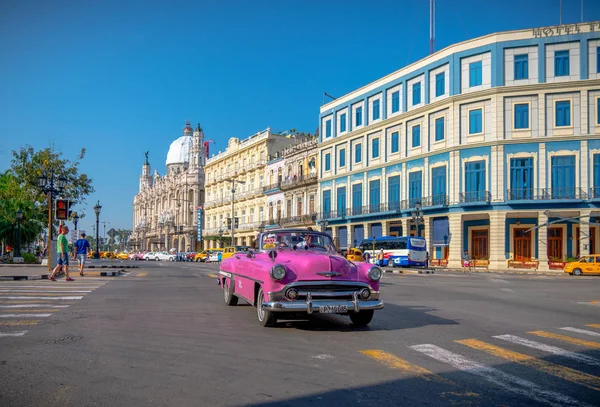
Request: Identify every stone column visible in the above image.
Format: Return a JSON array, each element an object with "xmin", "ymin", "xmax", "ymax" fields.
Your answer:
[
  {"xmin": 448, "ymin": 213, "xmax": 463, "ymax": 268},
  {"xmin": 348, "ymin": 224, "xmax": 355, "ymax": 249},
  {"xmin": 537, "ymin": 211, "xmax": 550, "ymax": 271},
  {"xmin": 425, "ymin": 216, "xmax": 434, "ymax": 257},
  {"xmin": 400, "ymin": 218, "xmax": 409, "ymax": 237},
  {"xmin": 382, "ymin": 220, "xmax": 390, "ymax": 236},
  {"xmin": 580, "ymin": 210, "xmax": 592, "ymax": 257},
  {"xmin": 489, "ymin": 211, "xmax": 506, "ymax": 271}
]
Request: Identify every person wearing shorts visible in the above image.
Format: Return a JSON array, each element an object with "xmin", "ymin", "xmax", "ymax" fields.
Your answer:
[
  {"xmin": 50, "ymin": 226, "xmax": 74, "ymax": 281},
  {"xmin": 74, "ymin": 232, "xmax": 91, "ymax": 277}
]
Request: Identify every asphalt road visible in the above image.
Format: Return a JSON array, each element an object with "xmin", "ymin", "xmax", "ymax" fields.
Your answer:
[{"xmin": 0, "ymin": 261, "xmax": 599, "ymax": 407}]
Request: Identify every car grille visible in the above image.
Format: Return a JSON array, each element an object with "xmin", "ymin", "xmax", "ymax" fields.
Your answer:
[{"xmin": 287, "ymin": 282, "xmax": 369, "ymax": 300}]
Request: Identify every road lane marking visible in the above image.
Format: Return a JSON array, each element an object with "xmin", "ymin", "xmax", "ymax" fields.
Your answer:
[
  {"xmin": 456, "ymin": 338, "xmax": 600, "ymax": 391},
  {"xmin": 0, "ymin": 296, "xmax": 82, "ymax": 300},
  {"xmin": 359, "ymin": 349, "xmax": 454, "ymax": 385},
  {"xmin": 0, "ymin": 293, "xmax": 87, "ymax": 297},
  {"xmin": 410, "ymin": 344, "xmax": 589, "ymax": 407},
  {"xmin": 0, "ymin": 331, "xmax": 27, "ymax": 337},
  {"xmin": 136, "ymin": 272, "xmax": 147, "ymax": 277},
  {"xmin": 529, "ymin": 331, "xmax": 600, "ymax": 350},
  {"xmin": 587, "ymin": 324, "xmax": 600, "ymax": 329},
  {"xmin": 1, "ymin": 320, "xmax": 40, "ymax": 326},
  {"xmin": 0, "ymin": 314, "xmax": 52, "ymax": 318},
  {"xmin": 560, "ymin": 327, "xmax": 600, "ymax": 337},
  {"xmin": 0, "ymin": 290, "xmax": 92, "ymax": 293},
  {"xmin": 494, "ymin": 335, "xmax": 600, "ymax": 367},
  {"xmin": 0, "ymin": 285, "xmax": 101, "ymax": 289},
  {"xmin": 0, "ymin": 304, "xmax": 70, "ymax": 308},
  {"xmin": 2, "ymin": 309, "xmax": 60, "ymax": 313}
]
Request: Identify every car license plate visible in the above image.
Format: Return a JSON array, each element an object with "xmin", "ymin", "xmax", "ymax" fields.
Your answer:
[{"xmin": 319, "ymin": 305, "xmax": 348, "ymax": 314}]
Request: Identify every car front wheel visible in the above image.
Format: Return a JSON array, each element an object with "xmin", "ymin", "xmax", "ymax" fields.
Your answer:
[
  {"xmin": 349, "ymin": 310, "xmax": 374, "ymax": 326},
  {"xmin": 573, "ymin": 268, "xmax": 583, "ymax": 276},
  {"xmin": 256, "ymin": 287, "xmax": 276, "ymax": 327},
  {"xmin": 223, "ymin": 279, "xmax": 238, "ymax": 306}
]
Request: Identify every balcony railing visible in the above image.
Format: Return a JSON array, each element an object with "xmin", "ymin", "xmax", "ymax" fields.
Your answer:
[
  {"xmin": 459, "ymin": 191, "xmax": 491, "ymax": 204},
  {"xmin": 421, "ymin": 194, "xmax": 449, "ymax": 207},
  {"xmin": 280, "ymin": 173, "xmax": 318, "ymax": 190},
  {"xmin": 279, "ymin": 214, "xmax": 318, "ymax": 227},
  {"xmin": 507, "ymin": 188, "xmax": 588, "ymax": 201},
  {"xmin": 590, "ymin": 187, "xmax": 600, "ymax": 199},
  {"xmin": 263, "ymin": 182, "xmax": 282, "ymax": 193}
]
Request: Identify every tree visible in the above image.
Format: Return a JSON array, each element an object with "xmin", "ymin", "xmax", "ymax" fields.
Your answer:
[{"xmin": 116, "ymin": 229, "xmax": 133, "ymax": 251}]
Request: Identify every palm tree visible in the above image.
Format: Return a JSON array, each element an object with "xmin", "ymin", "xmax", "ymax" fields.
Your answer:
[{"xmin": 0, "ymin": 197, "xmax": 45, "ymax": 250}]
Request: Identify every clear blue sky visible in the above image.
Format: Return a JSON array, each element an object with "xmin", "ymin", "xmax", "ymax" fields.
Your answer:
[{"xmin": 1, "ymin": 0, "xmax": 599, "ymax": 232}]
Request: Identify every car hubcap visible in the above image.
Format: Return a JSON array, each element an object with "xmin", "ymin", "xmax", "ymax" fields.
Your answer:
[
  {"xmin": 257, "ymin": 293, "xmax": 265, "ymax": 321},
  {"xmin": 224, "ymin": 283, "xmax": 229, "ymax": 302}
]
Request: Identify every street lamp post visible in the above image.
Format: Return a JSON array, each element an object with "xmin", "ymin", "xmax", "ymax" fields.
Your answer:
[
  {"xmin": 94, "ymin": 201, "xmax": 102, "ymax": 259},
  {"xmin": 15, "ymin": 209, "xmax": 23, "ymax": 257},
  {"xmin": 228, "ymin": 179, "xmax": 246, "ymax": 246},
  {"xmin": 319, "ymin": 219, "xmax": 329, "ymax": 233},
  {"xmin": 218, "ymin": 227, "xmax": 224, "ymax": 248},
  {"xmin": 72, "ymin": 212, "xmax": 79, "ymax": 237},
  {"xmin": 411, "ymin": 201, "xmax": 424, "ymax": 237},
  {"xmin": 38, "ymin": 171, "xmax": 67, "ymax": 271}
]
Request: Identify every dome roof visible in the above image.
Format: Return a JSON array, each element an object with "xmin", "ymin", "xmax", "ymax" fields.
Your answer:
[{"xmin": 166, "ymin": 135, "xmax": 192, "ymax": 166}]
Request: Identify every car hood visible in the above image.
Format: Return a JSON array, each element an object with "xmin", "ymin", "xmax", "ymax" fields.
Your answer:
[{"xmin": 274, "ymin": 250, "xmax": 358, "ymax": 281}]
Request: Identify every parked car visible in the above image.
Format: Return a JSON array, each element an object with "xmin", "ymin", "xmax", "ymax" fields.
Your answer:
[
  {"xmin": 154, "ymin": 251, "xmax": 176, "ymax": 261},
  {"xmin": 193, "ymin": 250, "xmax": 209, "ymax": 262},
  {"xmin": 207, "ymin": 250, "xmax": 223, "ymax": 262},
  {"xmin": 115, "ymin": 252, "xmax": 129, "ymax": 260},
  {"xmin": 221, "ymin": 246, "xmax": 251, "ymax": 260},
  {"xmin": 143, "ymin": 252, "xmax": 156, "ymax": 261},
  {"xmin": 346, "ymin": 248, "xmax": 363, "ymax": 262},
  {"xmin": 217, "ymin": 228, "xmax": 384, "ymax": 327},
  {"xmin": 563, "ymin": 255, "xmax": 600, "ymax": 275},
  {"xmin": 129, "ymin": 252, "xmax": 145, "ymax": 261},
  {"xmin": 186, "ymin": 252, "xmax": 197, "ymax": 261}
]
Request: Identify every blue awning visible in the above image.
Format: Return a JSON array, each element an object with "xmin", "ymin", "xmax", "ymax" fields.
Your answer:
[{"xmin": 432, "ymin": 217, "xmax": 450, "ymax": 246}]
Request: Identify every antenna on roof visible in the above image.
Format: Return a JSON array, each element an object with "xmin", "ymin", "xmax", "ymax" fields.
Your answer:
[
  {"xmin": 430, "ymin": 0, "xmax": 435, "ymax": 54},
  {"xmin": 323, "ymin": 92, "xmax": 337, "ymax": 102}
]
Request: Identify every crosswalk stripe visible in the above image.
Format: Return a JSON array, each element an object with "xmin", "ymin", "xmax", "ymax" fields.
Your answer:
[
  {"xmin": 359, "ymin": 349, "xmax": 454, "ymax": 385},
  {"xmin": 1, "ymin": 320, "xmax": 40, "ymax": 326},
  {"xmin": 0, "ymin": 293, "xmax": 85, "ymax": 296},
  {"xmin": 410, "ymin": 344, "xmax": 590, "ymax": 407},
  {"xmin": 560, "ymin": 327, "xmax": 600, "ymax": 338},
  {"xmin": 0, "ymin": 331, "xmax": 27, "ymax": 337},
  {"xmin": 0, "ymin": 314, "xmax": 52, "ymax": 318},
  {"xmin": 456, "ymin": 338, "xmax": 600, "ymax": 391},
  {"xmin": 0, "ymin": 296, "xmax": 82, "ymax": 300},
  {"xmin": 0, "ymin": 290, "xmax": 92, "ymax": 293},
  {"xmin": 586, "ymin": 324, "xmax": 600, "ymax": 329},
  {"xmin": 0, "ymin": 285, "xmax": 102, "ymax": 289},
  {"xmin": 529, "ymin": 331, "xmax": 600, "ymax": 350},
  {"xmin": 0, "ymin": 304, "xmax": 69, "ymax": 308},
  {"xmin": 494, "ymin": 335, "xmax": 600, "ymax": 367},
  {"xmin": 1, "ymin": 309, "xmax": 60, "ymax": 313}
]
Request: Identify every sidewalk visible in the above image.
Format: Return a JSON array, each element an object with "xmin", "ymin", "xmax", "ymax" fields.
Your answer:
[
  {"xmin": 383, "ymin": 266, "xmax": 569, "ymax": 276},
  {"xmin": 0, "ymin": 263, "xmax": 130, "ymax": 280}
]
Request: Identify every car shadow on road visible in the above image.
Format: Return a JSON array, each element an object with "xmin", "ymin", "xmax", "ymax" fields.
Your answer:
[{"xmin": 273, "ymin": 302, "xmax": 458, "ymax": 332}]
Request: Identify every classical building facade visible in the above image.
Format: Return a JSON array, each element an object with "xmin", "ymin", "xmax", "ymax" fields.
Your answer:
[
  {"xmin": 202, "ymin": 128, "xmax": 300, "ymax": 248},
  {"xmin": 132, "ymin": 122, "xmax": 206, "ymax": 252},
  {"xmin": 317, "ymin": 21, "xmax": 600, "ymax": 271}
]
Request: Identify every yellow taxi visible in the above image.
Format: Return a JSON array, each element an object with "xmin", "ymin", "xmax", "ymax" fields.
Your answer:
[
  {"xmin": 563, "ymin": 255, "xmax": 600, "ymax": 276},
  {"xmin": 101, "ymin": 251, "xmax": 115, "ymax": 259},
  {"xmin": 346, "ymin": 248, "xmax": 363, "ymax": 262},
  {"xmin": 221, "ymin": 246, "xmax": 251, "ymax": 260},
  {"xmin": 115, "ymin": 252, "xmax": 129, "ymax": 260},
  {"xmin": 193, "ymin": 250, "xmax": 209, "ymax": 262}
]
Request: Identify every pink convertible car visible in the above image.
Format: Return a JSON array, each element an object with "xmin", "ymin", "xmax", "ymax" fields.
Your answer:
[{"xmin": 218, "ymin": 228, "xmax": 384, "ymax": 327}]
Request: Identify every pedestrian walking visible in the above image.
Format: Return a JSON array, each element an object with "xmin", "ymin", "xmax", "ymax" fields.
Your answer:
[
  {"xmin": 377, "ymin": 249, "xmax": 384, "ymax": 266},
  {"xmin": 74, "ymin": 232, "xmax": 91, "ymax": 277},
  {"xmin": 50, "ymin": 226, "xmax": 74, "ymax": 281},
  {"xmin": 462, "ymin": 250, "xmax": 470, "ymax": 273}
]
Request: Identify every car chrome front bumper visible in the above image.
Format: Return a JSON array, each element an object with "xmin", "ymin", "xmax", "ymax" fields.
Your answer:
[{"xmin": 262, "ymin": 292, "xmax": 384, "ymax": 314}]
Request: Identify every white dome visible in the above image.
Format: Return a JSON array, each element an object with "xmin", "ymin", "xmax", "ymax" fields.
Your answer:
[{"xmin": 166, "ymin": 135, "xmax": 192, "ymax": 166}]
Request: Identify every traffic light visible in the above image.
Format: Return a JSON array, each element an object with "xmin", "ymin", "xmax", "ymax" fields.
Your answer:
[{"xmin": 56, "ymin": 199, "xmax": 69, "ymax": 220}]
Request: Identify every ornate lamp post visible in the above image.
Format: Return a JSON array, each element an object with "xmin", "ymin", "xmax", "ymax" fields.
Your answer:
[
  {"xmin": 38, "ymin": 171, "xmax": 67, "ymax": 271},
  {"xmin": 411, "ymin": 201, "xmax": 424, "ymax": 237},
  {"xmin": 93, "ymin": 201, "xmax": 102, "ymax": 259},
  {"xmin": 72, "ymin": 212, "xmax": 79, "ymax": 236},
  {"xmin": 319, "ymin": 219, "xmax": 329, "ymax": 233},
  {"xmin": 15, "ymin": 209, "xmax": 23, "ymax": 257}
]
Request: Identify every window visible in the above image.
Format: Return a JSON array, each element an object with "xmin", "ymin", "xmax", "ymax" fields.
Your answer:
[
  {"xmin": 465, "ymin": 161, "xmax": 486, "ymax": 202},
  {"xmin": 391, "ymin": 91, "xmax": 400, "ymax": 113},
  {"xmin": 372, "ymin": 138, "xmax": 379, "ymax": 159},
  {"xmin": 355, "ymin": 143, "xmax": 362, "ymax": 163},
  {"xmin": 325, "ymin": 120, "xmax": 332, "ymax": 138},
  {"xmin": 297, "ymin": 197, "xmax": 303, "ymax": 216},
  {"xmin": 352, "ymin": 184, "xmax": 363, "ymax": 215},
  {"xmin": 412, "ymin": 82, "xmax": 421, "ymax": 106},
  {"xmin": 435, "ymin": 117, "xmax": 444, "ymax": 142},
  {"xmin": 337, "ymin": 186, "xmax": 346, "ymax": 216},
  {"xmin": 469, "ymin": 109, "xmax": 483, "ymax": 134},
  {"xmin": 431, "ymin": 166, "xmax": 446, "ymax": 205},
  {"xmin": 412, "ymin": 125, "xmax": 421, "ymax": 148},
  {"xmin": 369, "ymin": 179, "xmax": 381, "ymax": 213},
  {"xmin": 323, "ymin": 153, "xmax": 331, "ymax": 171},
  {"xmin": 551, "ymin": 156, "xmax": 575, "ymax": 199},
  {"xmin": 435, "ymin": 72, "xmax": 445, "ymax": 97},
  {"xmin": 509, "ymin": 158, "xmax": 533, "ymax": 200},
  {"xmin": 322, "ymin": 190, "xmax": 331, "ymax": 218},
  {"xmin": 339, "ymin": 148, "xmax": 346, "ymax": 167},
  {"xmin": 514, "ymin": 103, "xmax": 529, "ymax": 129},
  {"xmin": 391, "ymin": 132, "xmax": 399, "ymax": 153},
  {"xmin": 469, "ymin": 61, "xmax": 482, "ymax": 86},
  {"xmin": 554, "ymin": 50, "xmax": 570, "ymax": 76},
  {"xmin": 388, "ymin": 176, "xmax": 401, "ymax": 210},
  {"xmin": 594, "ymin": 154, "xmax": 600, "ymax": 198},
  {"xmin": 355, "ymin": 106, "xmax": 363, "ymax": 126},
  {"xmin": 514, "ymin": 54, "xmax": 529, "ymax": 80},
  {"xmin": 340, "ymin": 113, "xmax": 346, "ymax": 133},
  {"xmin": 555, "ymin": 101, "xmax": 571, "ymax": 127},
  {"xmin": 372, "ymin": 99, "xmax": 380, "ymax": 121},
  {"xmin": 408, "ymin": 171, "xmax": 422, "ymax": 207}
]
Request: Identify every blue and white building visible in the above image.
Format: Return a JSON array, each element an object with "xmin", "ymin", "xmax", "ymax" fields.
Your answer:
[{"xmin": 317, "ymin": 21, "xmax": 600, "ymax": 271}]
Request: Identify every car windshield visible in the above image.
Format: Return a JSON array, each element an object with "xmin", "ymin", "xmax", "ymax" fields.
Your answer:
[{"xmin": 260, "ymin": 231, "xmax": 336, "ymax": 253}]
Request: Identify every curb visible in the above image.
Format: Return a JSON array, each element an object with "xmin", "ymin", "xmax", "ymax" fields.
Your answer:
[
  {"xmin": 87, "ymin": 265, "xmax": 138, "ymax": 269},
  {"xmin": 0, "ymin": 270, "xmax": 64, "ymax": 281},
  {"xmin": 383, "ymin": 268, "xmax": 435, "ymax": 274}
]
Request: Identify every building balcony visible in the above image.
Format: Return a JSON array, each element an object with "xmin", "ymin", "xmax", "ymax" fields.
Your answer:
[
  {"xmin": 421, "ymin": 194, "xmax": 449, "ymax": 208},
  {"xmin": 459, "ymin": 191, "xmax": 491, "ymax": 204},
  {"xmin": 263, "ymin": 182, "xmax": 282, "ymax": 194},
  {"xmin": 590, "ymin": 187, "xmax": 600, "ymax": 200},
  {"xmin": 280, "ymin": 173, "xmax": 318, "ymax": 191},
  {"xmin": 279, "ymin": 214, "xmax": 318, "ymax": 227},
  {"xmin": 507, "ymin": 188, "xmax": 588, "ymax": 201}
]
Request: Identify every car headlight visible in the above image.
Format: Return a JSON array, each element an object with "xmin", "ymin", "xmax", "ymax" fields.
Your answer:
[
  {"xmin": 368, "ymin": 266, "xmax": 383, "ymax": 281},
  {"xmin": 270, "ymin": 264, "xmax": 286, "ymax": 280}
]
